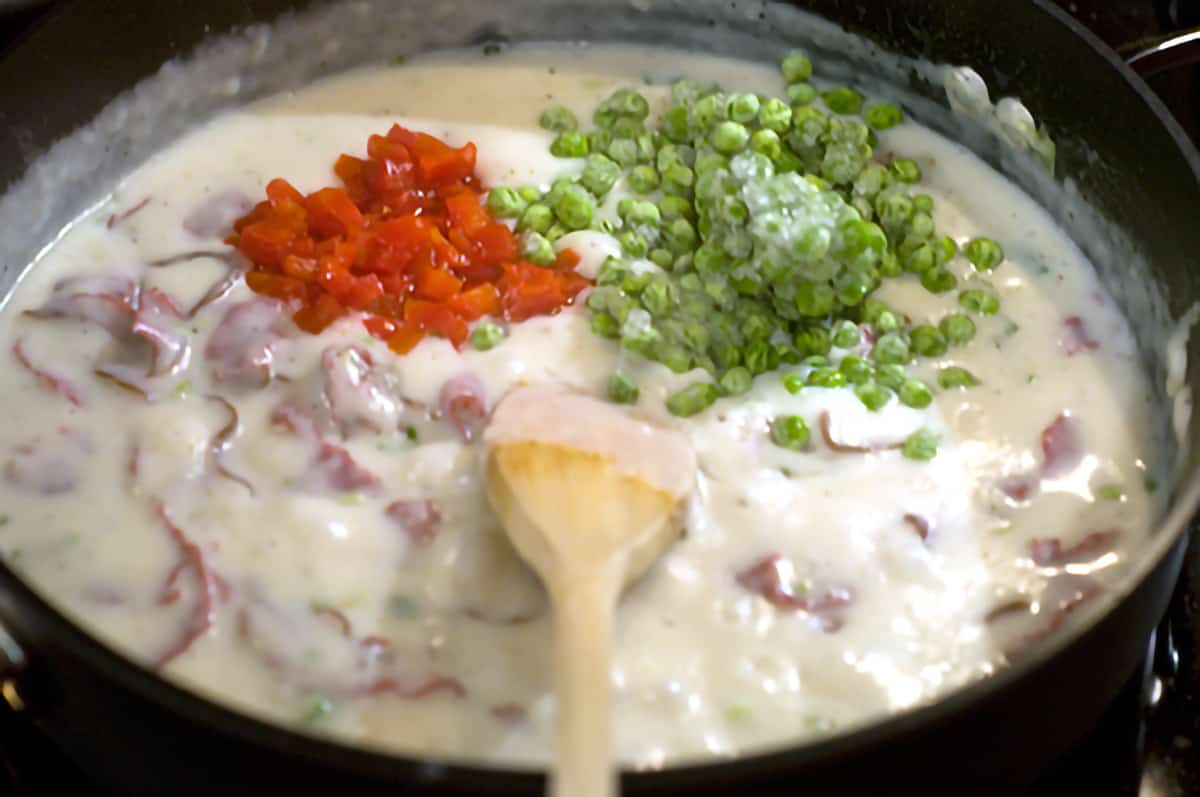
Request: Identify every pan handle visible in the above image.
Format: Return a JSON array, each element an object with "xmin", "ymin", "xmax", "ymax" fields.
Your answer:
[{"xmin": 1123, "ymin": 27, "xmax": 1200, "ymax": 77}]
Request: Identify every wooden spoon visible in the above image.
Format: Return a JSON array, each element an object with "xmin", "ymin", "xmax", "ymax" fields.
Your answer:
[{"xmin": 484, "ymin": 385, "xmax": 695, "ymax": 797}]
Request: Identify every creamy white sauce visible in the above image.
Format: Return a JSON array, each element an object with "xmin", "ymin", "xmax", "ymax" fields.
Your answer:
[{"xmin": 0, "ymin": 46, "xmax": 1157, "ymax": 769}]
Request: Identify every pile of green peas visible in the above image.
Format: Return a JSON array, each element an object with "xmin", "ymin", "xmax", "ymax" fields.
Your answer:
[{"xmin": 483, "ymin": 49, "xmax": 1011, "ymax": 461}]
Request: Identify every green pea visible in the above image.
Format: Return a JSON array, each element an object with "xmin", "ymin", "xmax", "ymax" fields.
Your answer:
[
  {"xmin": 666, "ymin": 383, "xmax": 719, "ymax": 417},
  {"xmin": 787, "ymin": 82, "xmax": 818, "ymax": 107},
  {"xmin": 782, "ymin": 372, "xmax": 805, "ymax": 394},
  {"xmin": 470, "ymin": 320, "xmax": 504, "ymax": 351},
  {"xmin": 663, "ymin": 105, "xmax": 691, "ymax": 142},
  {"xmin": 628, "ymin": 164, "xmax": 660, "ymax": 194},
  {"xmin": 770, "ymin": 415, "xmax": 811, "ymax": 451},
  {"xmin": 781, "ymin": 51, "xmax": 814, "ymax": 82},
  {"xmin": 795, "ymin": 281, "xmax": 836, "ymax": 317},
  {"xmin": 939, "ymin": 313, "xmax": 977, "ymax": 345},
  {"xmin": 909, "ymin": 324, "xmax": 948, "ymax": 357},
  {"xmin": 759, "ymin": 98, "xmax": 792, "ymax": 133},
  {"xmin": 831, "ymin": 320, "xmax": 861, "ymax": 349},
  {"xmin": 864, "ymin": 102, "xmax": 903, "ymax": 130},
  {"xmin": 580, "ymin": 154, "xmax": 622, "ymax": 198},
  {"xmin": 802, "ymin": 355, "xmax": 829, "ymax": 368},
  {"xmin": 662, "ymin": 162, "xmax": 695, "ymax": 191},
  {"xmin": 965, "ymin": 237, "xmax": 1004, "ymax": 270},
  {"xmin": 648, "ymin": 248, "xmax": 674, "ymax": 268},
  {"xmin": 921, "ymin": 267, "xmax": 958, "ymax": 294},
  {"xmin": 539, "ymin": 105, "xmax": 578, "ymax": 133},
  {"xmin": 591, "ymin": 311, "xmax": 620, "ymax": 339},
  {"xmin": 876, "ymin": 363, "xmax": 907, "ymax": 391},
  {"xmin": 912, "ymin": 193, "xmax": 935, "ymax": 213},
  {"xmin": 607, "ymin": 138, "xmax": 640, "ymax": 167},
  {"xmin": 901, "ymin": 429, "xmax": 939, "ymax": 461},
  {"xmin": 608, "ymin": 372, "xmax": 640, "ymax": 404},
  {"xmin": 889, "ymin": 158, "xmax": 921, "ymax": 183},
  {"xmin": 549, "ymin": 131, "xmax": 589, "ymax": 158},
  {"xmin": 794, "ymin": 327, "xmax": 831, "ymax": 357},
  {"xmin": 933, "ymin": 235, "xmax": 958, "ymax": 265},
  {"xmin": 958, "ymin": 289, "xmax": 1001, "ymax": 315},
  {"xmin": 878, "ymin": 251, "xmax": 902, "ymax": 277},
  {"xmin": 625, "ymin": 200, "xmax": 662, "ymax": 227},
  {"xmin": 749, "ymin": 128, "xmax": 783, "ymax": 160},
  {"xmin": 726, "ymin": 93, "xmax": 760, "ymax": 124},
  {"xmin": 616, "ymin": 89, "xmax": 650, "ymax": 120},
  {"xmin": 486, "ymin": 187, "xmax": 526, "ymax": 219},
  {"xmin": 872, "ymin": 332, "xmax": 909, "ymax": 365},
  {"xmin": 554, "ymin": 186, "xmax": 595, "ymax": 230},
  {"xmin": 712, "ymin": 121, "xmax": 751, "ymax": 154},
  {"xmin": 641, "ymin": 279, "xmax": 672, "ymax": 316},
  {"xmin": 938, "ymin": 366, "xmax": 979, "ymax": 389},
  {"xmin": 693, "ymin": 94, "xmax": 723, "ymax": 130},
  {"xmin": 822, "ymin": 87, "xmax": 864, "ymax": 115},
  {"xmin": 856, "ymin": 382, "xmax": 891, "ymax": 411},
  {"xmin": 904, "ymin": 244, "xmax": 936, "ymax": 275},
  {"xmin": 909, "ymin": 212, "xmax": 935, "ymax": 239},
  {"xmin": 659, "ymin": 195, "xmax": 694, "ymax": 221},
  {"xmin": 839, "ymin": 355, "xmax": 873, "ymax": 385},
  {"xmin": 898, "ymin": 378, "xmax": 933, "ymax": 408},
  {"xmin": 806, "ymin": 367, "xmax": 847, "ymax": 388},
  {"xmin": 518, "ymin": 203, "xmax": 553, "ymax": 234},
  {"xmin": 522, "ymin": 232, "xmax": 555, "ymax": 266},
  {"xmin": 619, "ymin": 230, "xmax": 648, "ymax": 258},
  {"xmin": 719, "ymin": 366, "xmax": 753, "ymax": 396},
  {"xmin": 665, "ymin": 218, "xmax": 698, "ymax": 254},
  {"xmin": 588, "ymin": 128, "xmax": 613, "ymax": 154},
  {"xmin": 745, "ymin": 340, "xmax": 773, "ymax": 375},
  {"xmin": 874, "ymin": 311, "xmax": 902, "ymax": 335}
]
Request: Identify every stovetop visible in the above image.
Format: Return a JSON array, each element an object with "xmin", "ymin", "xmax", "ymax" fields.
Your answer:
[{"xmin": 0, "ymin": 2, "xmax": 1198, "ymax": 795}]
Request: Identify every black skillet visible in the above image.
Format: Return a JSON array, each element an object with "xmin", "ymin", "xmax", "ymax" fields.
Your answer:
[{"xmin": 1, "ymin": 2, "xmax": 1199, "ymax": 795}]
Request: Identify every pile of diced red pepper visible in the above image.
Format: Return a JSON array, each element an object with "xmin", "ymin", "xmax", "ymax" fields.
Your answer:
[{"xmin": 229, "ymin": 124, "xmax": 589, "ymax": 353}]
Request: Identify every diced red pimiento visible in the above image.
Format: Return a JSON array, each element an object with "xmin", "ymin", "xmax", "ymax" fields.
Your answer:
[
  {"xmin": 229, "ymin": 124, "xmax": 589, "ymax": 352},
  {"xmin": 271, "ymin": 404, "xmax": 382, "ymax": 494},
  {"xmin": 818, "ymin": 411, "xmax": 902, "ymax": 454},
  {"xmin": 205, "ymin": 297, "xmax": 290, "ymax": 388},
  {"xmin": 385, "ymin": 499, "xmax": 441, "ymax": 546},
  {"xmin": 903, "ymin": 513, "xmax": 930, "ymax": 542},
  {"xmin": 153, "ymin": 501, "xmax": 219, "ymax": 669},
  {"xmin": 24, "ymin": 275, "xmax": 138, "ymax": 336},
  {"xmin": 1040, "ymin": 413, "xmax": 1083, "ymax": 478},
  {"xmin": 1060, "ymin": 316, "xmax": 1099, "ymax": 356},
  {"xmin": 12, "ymin": 338, "xmax": 83, "ymax": 407},
  {"xmin": 183, "ymin": 190, "xmax": 254, "ymax": 239},
  {"xmin": 131, "ymin": 287, "xmax": 190, "ymax": 376},
  {"xmin": 4, "ymin": 427, "xmax": 89, "ymax": 495},
  {"xmin": 437, "ymin": 373, "xmax": 488, "ymax": 442},
  {"xmin": 358, "ymin": 675, "xmax": 466, "ymax": 699},
  {"xmin": 1029, "ymin": 530, "xmax": 1120, "ymax": 567},
  {"xmin": 207, "ymin": 396, "xmax": 254, "ymax": 495},
  {"xmin": 735, "ymin": 553, "xmax": 853, "ymax": 630},
  {"xmin": 322, "ymin": 345, "xmax": 402, "ymax": 436},
  {"xmin": 314, "ymin": 606, "xmax": 353, "ymax": 637},
  {"xmin": 106, "ymin": 196, "xmax": 151, "ymax": 229},
  {"xmin": 491, "ymin": 703, "xmax": 528, "ymax": 725}
]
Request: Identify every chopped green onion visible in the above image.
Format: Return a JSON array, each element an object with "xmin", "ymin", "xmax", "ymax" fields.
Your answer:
[{"xmin": 303, "ymin": 697, "xmax": 335, "ymax": 724}]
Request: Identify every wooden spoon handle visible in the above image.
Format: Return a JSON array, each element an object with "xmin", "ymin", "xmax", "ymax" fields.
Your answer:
[{"xmin": 550, "ymin": 571, "xmax": 619, "ymax": 797}]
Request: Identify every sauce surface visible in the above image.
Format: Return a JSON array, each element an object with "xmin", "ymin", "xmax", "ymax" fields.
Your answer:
[{"xmin": 0, "ymin": 46, "xmax": 1157, "ymax": 768}]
